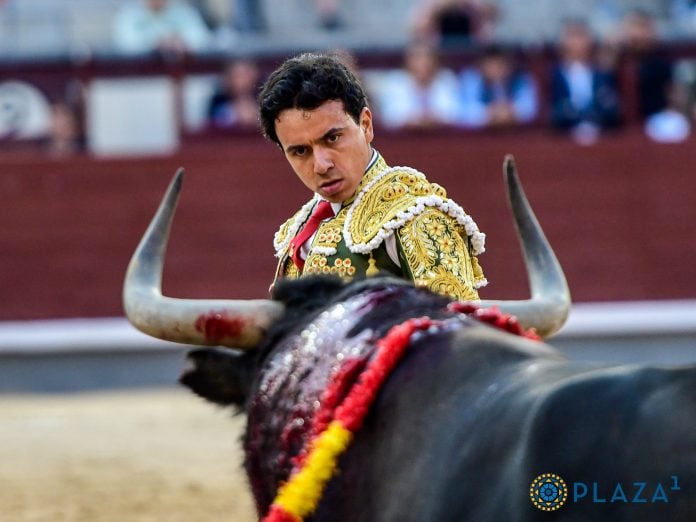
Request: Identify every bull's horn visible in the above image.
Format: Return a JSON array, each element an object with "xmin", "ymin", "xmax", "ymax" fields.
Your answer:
[
  {"xmin": 123, "ymin": 169, "xmax": 285, "ymax": 349},
  {"xmin": 477, "ymin": 155, "xmax": 571, "ymax": 338}
]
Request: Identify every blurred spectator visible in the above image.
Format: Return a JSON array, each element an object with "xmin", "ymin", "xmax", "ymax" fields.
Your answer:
[
  {"xmin": 620, "ymin": 9, "xmax": 673, "ymax": 119},
  {"xmin": 207, "ymin": 58, "xmax": 260, "ymax": 129},
  {"xmin": 490, "ymin": 1, "xmax": 671, "ymax": 45},
  {"xmin": 457, "ymin": 45, "xmax": 538, "ymax": 128},
  {"xmin": 44, "ymin": 100, "xmax": 83, "ymax": 157},
  {"xmin": 231, "ymin": 0, "xmax": 267, "ymax": 32},
  {"xmin": 314, "ymin": 0, "xmax": 343, "ymax": 30},
  {"xmin": 188, "ymin": 0, "xmax": 226, "ymax": 29},
  {"xmin": 228, "ymin": 0, "xmax": 341, "ymax": 33},
  {"xmin": 644, "ymin": 81, "xmax": 692, "ymax": 142},
  {"xmin": 410, "ymin": 0, "xmax": 499, "ymax": 46},
  {"xmin": 675, "ymin": 59, "xmax": 696, "ymax": 123},
  {"xmin": 669, "ymin": 0, "xmax": 696, "ymax": 38},
  {"xmin": 113, "ymin": 0, "xmax": 212, "ymax": 56},
  {"xmin": 370, "ymin": 42, "xmax": 461, "ymax": 130},
  {"xmin": 550, "ymin": 19, "xmax": 621, "ymax": 144}
]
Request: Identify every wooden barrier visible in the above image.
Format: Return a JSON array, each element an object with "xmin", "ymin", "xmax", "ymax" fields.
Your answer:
[{"xmin": 1, "ymin": 128, "xmax": 695, "ymax": 320}]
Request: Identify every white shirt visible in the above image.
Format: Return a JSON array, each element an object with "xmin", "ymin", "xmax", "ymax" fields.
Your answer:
[
  {"xmin": 113, "ymin": 0, "xmax": 211, "ymax": 54},
  {"xmin": 375, "ymin": 70, "xmax": 461, "ymax": 128},
  {"xmin": 564, "ymin": 61, "xmax": 594, "ymax": 111}
]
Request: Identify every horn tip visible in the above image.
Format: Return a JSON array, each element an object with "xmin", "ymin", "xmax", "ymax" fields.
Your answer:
[
  {"xmin": 168, "ymin": 168, "xmax": 186, "ymax": 196},
  {"xmin": 174, "ymin": 167, "xmax": 185, "ymax": 184},
  {"xmin": 503, "ymin": 154, "xmax": 521, "ymax": 194},
  {"xmin": 503, "ymin": 154, "xmax": 517, "ymax": 176}
]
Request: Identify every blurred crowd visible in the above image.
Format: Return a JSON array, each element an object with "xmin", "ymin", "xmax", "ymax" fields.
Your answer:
[
  {"xmin": 1, "ymin": 0, "xmax": 696, "ymax": 154},
  {"xmin": 367, "ymin": 6, "xmax": 696, "ymax": 144},
  {"xmin": 2, "ymin": 0, "xmax": 695, "ymax": 57}
]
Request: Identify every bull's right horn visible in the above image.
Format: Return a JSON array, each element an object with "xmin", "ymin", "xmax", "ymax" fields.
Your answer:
[
  {"xmin": 123, "ymin": 169, "xmax": 285, "ymax": 349},
  {"xmin": 476, "ymin": 155, "xmax": 571, "ymax": 339}
]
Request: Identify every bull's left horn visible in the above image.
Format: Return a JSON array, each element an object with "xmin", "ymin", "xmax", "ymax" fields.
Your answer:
[{"xmin": 123, "ymin": 169, "xmax": 285, "ymax": 349}]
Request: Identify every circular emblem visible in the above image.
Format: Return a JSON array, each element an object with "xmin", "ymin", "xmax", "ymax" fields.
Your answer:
[{"xmin": 530, "ymin": 473, "xmax": 568, "ymax": 511}]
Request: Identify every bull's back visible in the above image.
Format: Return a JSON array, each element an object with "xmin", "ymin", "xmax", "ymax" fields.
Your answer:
[
  {"xmin": 315, "ymin": 326, "xmax": 554, "ymax": 521},
  {"xmin": 314, "ymin": 327, "xmax": 696, "ymax": 521}
]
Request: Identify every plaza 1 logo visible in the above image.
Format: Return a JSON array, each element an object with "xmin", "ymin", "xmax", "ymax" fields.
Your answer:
[
  {"xmin": 529, "ymin": 473, "xmax": 682, "ymax": 511},
  {"xmin": 529, "ymin": 473, "xmax": 568, "ymax": 511}
]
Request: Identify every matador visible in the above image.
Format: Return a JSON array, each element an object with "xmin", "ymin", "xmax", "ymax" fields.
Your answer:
[{"xmin": 259, "ymin": 52, "xmax": 486, "ymax": 300}]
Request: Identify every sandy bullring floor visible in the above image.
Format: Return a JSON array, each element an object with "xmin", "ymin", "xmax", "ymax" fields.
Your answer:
[{"xmin": 0, "ymin": 389, "xmax": 256, "ymax": 521}]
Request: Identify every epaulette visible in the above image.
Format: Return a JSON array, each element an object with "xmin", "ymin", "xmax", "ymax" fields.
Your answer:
[
  {"xmin": 273, "ymin": 197, "xmax": 318, "ymax": 258},
  {"xmin": 344, "ymin": 166, "xmax": 486, "ymax": 256}
]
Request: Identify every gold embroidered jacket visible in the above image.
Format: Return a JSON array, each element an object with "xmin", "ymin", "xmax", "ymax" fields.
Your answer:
[{"xmin": 272, "ymin": 153, "xmax": 487, "ymax": 301}]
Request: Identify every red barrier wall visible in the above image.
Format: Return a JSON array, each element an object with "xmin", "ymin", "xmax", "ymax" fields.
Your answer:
[{"xmin": 1, "ymin": 129, "xmax": 695, "ymax": 320}]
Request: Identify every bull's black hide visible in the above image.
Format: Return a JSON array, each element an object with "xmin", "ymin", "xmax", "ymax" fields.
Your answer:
[{"xmin": 181, "ymin": 277, "xmax": 696, "ymax": 522}]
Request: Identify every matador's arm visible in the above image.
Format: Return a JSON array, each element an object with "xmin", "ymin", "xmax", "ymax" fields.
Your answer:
[{"xmin": 396, "ymin": 208, "xmax": 485, "ymax": 301}]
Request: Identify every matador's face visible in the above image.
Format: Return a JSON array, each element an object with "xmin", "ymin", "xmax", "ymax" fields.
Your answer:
[{"xmin": 274, "ymin": 100, "xmax": 374, "ymax": 204}]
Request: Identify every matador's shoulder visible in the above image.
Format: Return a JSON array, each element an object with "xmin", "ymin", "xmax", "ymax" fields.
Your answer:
[
  {"xmin": 273, "ymin": 198, "xmax": 317, "ymax": 258},
  {"xmin": 344, "ymin": 166, "xmax": 486, "ymax": 257}
]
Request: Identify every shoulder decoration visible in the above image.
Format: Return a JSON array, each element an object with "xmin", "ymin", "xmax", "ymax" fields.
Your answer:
[
  {"xmin": 273, "ymin": 197, "xmax": 319, "ymax": 258},
  {"xmin": 344, "ymin": 166, "xmax": 486, "ymax": 257}
]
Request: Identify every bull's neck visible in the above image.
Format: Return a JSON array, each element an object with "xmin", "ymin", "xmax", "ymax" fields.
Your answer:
[{"xmin": 243, "ymin": 287, "xmax": 390, "ymax": 512}]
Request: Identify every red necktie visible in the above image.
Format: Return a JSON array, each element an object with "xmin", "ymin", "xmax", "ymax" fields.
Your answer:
[{"xmin": 290, "ymin": 200, "xmax": 334, "ymax": 271}]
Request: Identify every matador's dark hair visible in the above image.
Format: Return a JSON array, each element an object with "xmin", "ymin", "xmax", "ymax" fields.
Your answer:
[{"xmin": 258, "ymin": 52, "xmax": 369, "ymax": 146}]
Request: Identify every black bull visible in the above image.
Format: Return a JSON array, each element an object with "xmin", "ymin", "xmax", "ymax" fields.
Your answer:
[
  {"xmin": 182, "ymin": 277, "xmax": 696, "ymax": 521},
  {"xmin": 123, "ymin": 159, "xmax": 695, "ymax": 521}
]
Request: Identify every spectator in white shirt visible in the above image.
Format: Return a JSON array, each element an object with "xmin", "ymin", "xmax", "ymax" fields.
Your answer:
[
  {"xmin": 113, "ymin": 0, "xmax": 212, "ymax": 56},
  {"xmin": 370, "ymin": 42, "xmax": 461, "ymax": 130},
  {"xmin": 457, "ymin": 45, "xmax": 538, "ymax": 128}
]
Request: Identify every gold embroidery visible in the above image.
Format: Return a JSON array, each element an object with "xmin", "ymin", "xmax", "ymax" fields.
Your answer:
[
  {"xmin": 275, "ymin": 219, "xmax": 294, "ymax": 252},
  {"xmin": 342, "ymin": 155, "xmax": 389, "ymax": 207},
  {"xmin": 284, "ymin": 259, "xmax": 301, "ymax": 279},
  {"xmin": 273, "ymin": 199, "xmax": 315, "ymax": 255},
  {"xmin": 348, "ymin": 168, "xmax": 429, "ymax": 246},
  {"xmin": 471, "ymin": 255, "xmax": 485, "ymax": 283},
  {"xmin": 366, "ymin": 253, "xmax": 379, "ymax": 277},
  {"xmin": 303, "ymin": 256, "xmax": 356, "ymax": 278},
  {"xmin": 416, "ymin": 268, "xmax": 479, "ymax": 301},
  {"xmin": 397, "ymin": 172, "xmax": 419, "ymax": 186},
  {"xmin": 411, "ymin": 181, "xmax": 432, "ymax": 196},
  {"xmin": 273, "ymin": 153, "xmax": 485, "ymax": 295},
  {"xmin": 430, "ymin": 183, "xmax": 447, "ymax": 198},
  {"xmin": 316, "ymin": 226, "xmax": 342, "ymax": 245},
  {"xmin": 399, "ymin": 209, "xmax": 479, "ymax": 301},
  {"xmin": 312, "ymin": 210, "xmax": 346, "ymax": 251},
  {"xmin": 381, "ymin": 182, "xmax": 407, "ymax": 201}
]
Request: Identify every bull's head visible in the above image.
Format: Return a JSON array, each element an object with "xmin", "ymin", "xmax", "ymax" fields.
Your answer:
[{"xmin": 123, "ymin": 156, "xmax": 570, "ymax": 349}]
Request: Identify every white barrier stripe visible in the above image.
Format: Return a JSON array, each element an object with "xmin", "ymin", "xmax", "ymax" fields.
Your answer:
[
  {"xmin": 0, "ymin": 318, "xmax": 187, "ymax": 354},
  {"xmin": 0, "ymin": 300, "xmax": 695, "ymax": 353},
  {"xmin": 557, "ymin": 300, "xmax": 696, "ymax": 338}
]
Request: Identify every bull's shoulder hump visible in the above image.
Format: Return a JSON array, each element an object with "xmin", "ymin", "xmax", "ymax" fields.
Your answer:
[
  {"xmin": 345, "ymin": 167, "xmax": 453, "ymax": 251},
  {"xmin": 273, "ymin": 198, "xmax": 317, "ymax": 256}
]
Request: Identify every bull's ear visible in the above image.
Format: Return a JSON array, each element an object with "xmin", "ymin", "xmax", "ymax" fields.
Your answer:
[{"xmin": 179, "ymin": 348, "xmax": 255, "ymax": 407}]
